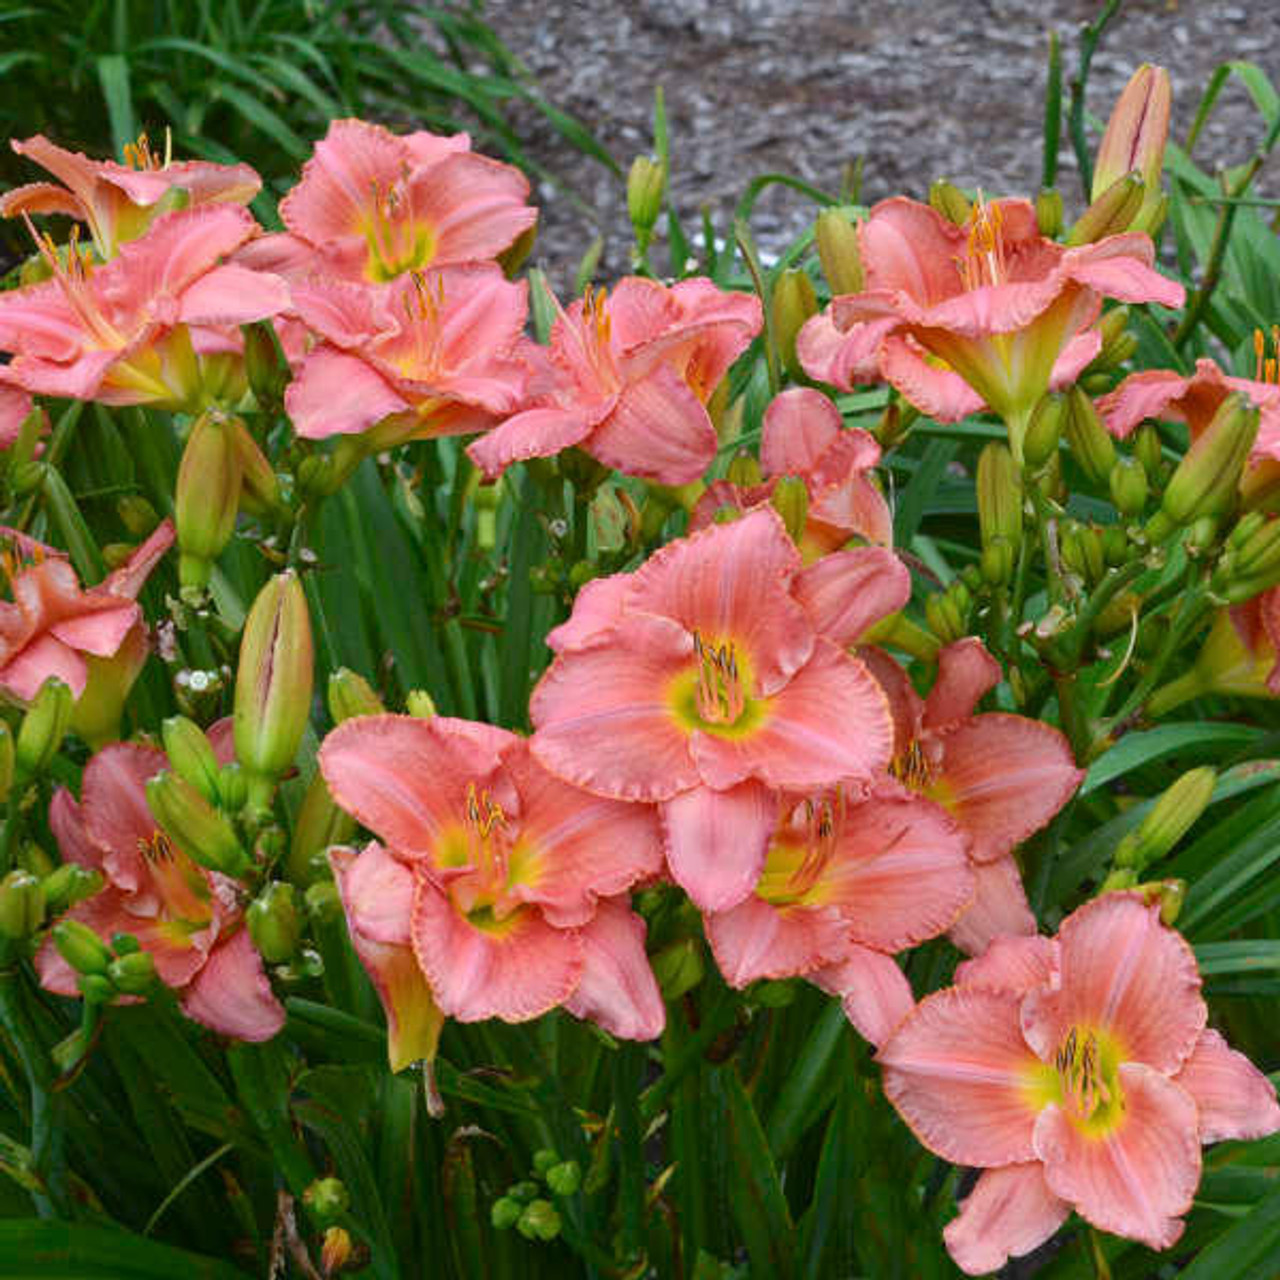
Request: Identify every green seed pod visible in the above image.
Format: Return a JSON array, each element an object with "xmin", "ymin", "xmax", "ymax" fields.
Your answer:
[
  {"xmin": 771, "ymin": 476, "xmax": 810, "ymax": 543},
  {"xmin": 1134, "ymin": 423, "xmax": 1164, "ymax": 477},
  {"xmin": 405, "ymin": 690, "xmax": 437, "ymax": 720},
  {"xmin": 650, "ymin": 936, "xmax": 704, "ymax": 1002},
  {"xmin": 77, "ymin": 972, "xmax": 115, "ymax": 1004},
  {"xmin": 42, "ymin": 864, "xmax": 103, "ymax": 915},
  {"xmin": 726, "ymin": 451, "xmax": 763, "ymax": 487},
  {"xmin": 977, "ymin": 442, "xmax": 1023, "ymax": 559},
  {"xmin": 1066, "ymin": 172, "xmax": 1145, "ymax": 246},
  {"xmin": 627, "ymin": 155, "xmax": 665, "ymax": 238},
  {"xmin": 1159, "ymin": 394, "xmax": 1258, "ymax": 528},
  {"xmin": 517, "ymin": 1199, "xmax": 561, "ymax": 1242},
  {"xmin": 175, "ymin": 412, "xmax": 242, "ymax": 591}
]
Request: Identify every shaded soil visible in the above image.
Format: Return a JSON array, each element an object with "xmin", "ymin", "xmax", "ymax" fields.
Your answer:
[{"xmin": 481, "ymin": 0, "xmax": 1280, "ymax": 288}]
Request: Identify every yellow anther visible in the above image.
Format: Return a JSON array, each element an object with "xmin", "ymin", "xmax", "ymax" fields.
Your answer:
[{"xmin": 692, "ymin": 632, "xmax": 746, "ymax": 725}]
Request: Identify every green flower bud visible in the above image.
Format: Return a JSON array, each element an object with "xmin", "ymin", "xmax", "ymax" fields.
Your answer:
[
  {"xmin": 977, "ymin": 442, "xmax": 1022, "ymax": 556},
  {"xmin": 1066, "ymin": 173, "xmax": 1146, "ymax": 246},
  {"xmin": 234, "ymin": 572, "xmax": 314, "ymax": 803},
  {"xmin": 1134, "ymin": 423, "xmax": 1164, "ymax": 477},
  {"xmin": 405, "ymin": 690, "xmax": 437, "ymax": 720},
  {"xmin": 545, "ymin": 1160, "xmax": 582, "ymax": 1197},
  {"xmin": 1023, "ymin": 392, "xmax": 1066, "ymax": 470},
  {"xmin": 117, "ymin": 495, "xmax": 161, "ymax": 539},
  {"xmin": 11, "ymin": 460, "xmax": 46, "ymax": 496},
  {"xmin": 217, "ymin": 762, "xmax": 248, "ymax": 812},
  {"xmin": 162, "ymin": 716, "xmax": 222, "ymax": 804},
  {"xmin": 112, "ymin": 932, "xmax": 140, "ymax": 954},
  {"xmin": 516, "ymin": 1199, "xmax": 561, "ymax": 1242},
  {"xmin": 247, "ymin": 882, "xmax": 302, "ymax": 963},
  {"xmin": 651, "ymin": 936, "xmax": 704, "ymax": 1001},
  {"xmin": 1218, "ymin": 518, "xmax": 1280, "ymax": 601},
  {"xmin": 54, "ymin": 919, "xmax": 112, "ymax": 975},
  {"xmin": 532, "ymin": 1149, "xmax": 559, "ymax": 1177},
  {"xmin": 1035, "ymin": 187, "xmax": 1063, "ymax": 238},
  {"xmin": 17, "ymin": 841, "xmax": 53, "ymax": 878},
  {"xmin": 108, "ymin": 950, "xmax": 156, "ymax": 995},
  {"xmin": 0, "ymin": 723, "xmax": 13, "ymax": 804},
  {"xmin": 1114, "ymin": 767, "xmax": 1215, "ymax": 872},
  {"xmin": 229, "ymin": 419, "xmax": 282, "ymax": 516},
  {"xmin": 1064, "ymin": 386, "xmax": 1117, "ymax": 486},
  {"xmin": 1158, "ymin": 394, "xmax": 1258, "ymax": 529},
  {"xmin": 750, "ymin": 979, "xmax": 799, "ymax": 1008},
  {"xmin": 243, "ymin": 321, "xmax": 288, "ymax": 408},
  {"xmin": 15, "ymin": 677, "xmax": 72, "ymax": 778},
  {"xmin": 627, "ymin": 155, "xmax": 666, "ymax": 238},
  {"xmin": 770, "ymin": 269, "xmax": 818, "ymax": 380},
  {"xmin": 770, "ymin": 476, "xmax": 809, "ymax": 544},
  {"xmin": 928, "ymin": 179, "xmax": 971, "ymax": 226},
  {"xmin": 176, "ymin": 412, "xmax": 243, "ymax": 591},
  {"xmin": 814, "ymin": 208, "xmax": 863, "ymax": 295},
  {"xmin": 43, "ymin": 864, "xmax": 103, "ymax": 915},
  {"xmin": 146, "ymin": 770, "xmax": 251, "ymax": 878},
  {"xmin": 77, "ymin": 972, "xmax": 115, "ymax": 1003},
  {"xmin": 327, "ymin": 668, "xmax": 384, "ymax": 724},
  {"xmin": 1109, "ymin": 456, "xmax": 1149, "ymax": 518},
  {"xmin": 305, "ymin": 880, "xmax": 342, "ymax": 925},
  {"xmin": 303, "ymin": 1176, "xmax": 350, "ymax": 1224},
  {"xmin": 509, "ymin": 1181, "xmax": 539, "ymax": 1204},
  {"xmin": 1229, "ymin": 511, "xmax": 1267, "ymax": 550},
  {"xmin": 491, "ymin": 1197, "xmax": 522, "ymax": 1231},
  {"xmin": 1101, "ymin": 525, "xmax": 1129, "ymax": 567},
  {"xmin": 726, "ymin": 451, "xmax": 762, "ymax": 487},
  {"xmin": 288, "ymin": 773, "xmax": 355, "ymax": 885},
  {"xmin": 0, "ymin": 870, "xmax": 44, "ymax": 940}
]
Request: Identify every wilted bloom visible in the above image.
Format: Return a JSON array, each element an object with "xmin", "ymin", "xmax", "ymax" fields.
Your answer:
[
  {"xmin": 878, "ymin": 893, "xmax": 1280, "ymax": 1273},
  {"xmin": 1099, "ymin": 353, "xmax": 1280, "ymax": 508},
  {"xmin": 691, "ymin": 387, "xmax": 892, "ymax": 559},
  {"xmin": 866, "ymin": 638, "xmax": 1082, "ymax": 954},
  {"xmin": 0, "ymin": 206, "xmax": 288, "ymax": 413},
  {"xmin": 285, "ymin": 266, "xmax": 535, "ymax": 443},
  {"xmin": 705, "ymin": 786, "xmax": 972, "ymax": 1045},
  {"xmin": 236, "ymin": 118, "xmax": 536, "ymax": 283},
  {"xmin": 320, "ymin": 715, "xmax": 666, "ymax": 1037},
  {"xmin": 0, "ymin": 521, "xmax": 173, "ymax": 744},
  {"xmin": 2, "ymin": 132, "xmax": 261, "ymax": 259},
  {"xmin": 798, "ymin": 196, "xmax": 1183, "ymax": 456},
  {"xmin": 36, "ymin": 739, "xmax": 285, "ymax": 1040},
  {"xmin": 530, "ymin": 509, "xmax": 897, "ymax": 912},
  {"xmin": 468, "ymin": 277, "xmax": 761, "ymax": 486}
]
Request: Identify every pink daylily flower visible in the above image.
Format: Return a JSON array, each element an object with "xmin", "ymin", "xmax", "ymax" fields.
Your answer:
[
  {"xmin": 0, "ymin": 206, "xmax": 288, "ymax": 412},
  {"xmin": 798, "ymin": 197, "xmax": 1184, "ymax": 452},
  {"xmin": 2, "ymin": 133, "xmax": 261, "ymax": 260},
  {"xmin": 237, "ymin": 118, "xmax": 536, "ymax": 284},
  {"xmin": 467, "ymin": 277, "xmax": 762, "ymax": 486},
  {"xmin": 878, "ymin": 893, "xmax": 1280, "ymax": 1273},
  {"xmin": 866, "ymin": 638, "xmax": 1083, "ymax": 954},
  {"xmin": 530, "ymin": 508, "xmax": 896, "ymax": 912},
  {"xmin": 0, "ymin": 520, "xmax": 173, "ymax": 720},
  {"xmin": 691, "ymin": 387, "xmax": 892, "ymax": 559},
  {"xmin": 705, "ymin": 786, "xmax": 972, "ymax": 1045},
  {"xmin": 319, "ymin": 714, "xmax": 666, "ymax": 1037},
  {"xmin": 284, "ymin": 265, "xmax": 537, "ymax": 443},
  {"xmin": 36, "ymin": 738, "xmax": 284, "ymax": 1041},
  {"xmin": 1099, "ymin": 355, "xmax": 1280, "ymax": 507}
]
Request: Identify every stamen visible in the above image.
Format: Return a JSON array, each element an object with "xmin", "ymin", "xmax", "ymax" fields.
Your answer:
[
  {"xmin": 692, "ymin": 632, "xmax": 746, "ymax": 725},
  {"xmin": 1252, "ymin": 326, "xmax": 1280, "ymax": 385},
  {"xmin": 136, "ymin": 830, "xmax": 212, "ymax": 924},
  {"xmin": 888, "ymin": 739, "xmax": 933, "ymax": 790},
  {"xmin": 463, "ymin": 781, "xmax": 509, "ymax": 893},
  {"xmin": 955, "ymin": 193, "xmax": 1007, "ymax": 291},
  {"xmin": 1055, "ymin": 1027, "xmax": 1113, "ymax": 1123}
]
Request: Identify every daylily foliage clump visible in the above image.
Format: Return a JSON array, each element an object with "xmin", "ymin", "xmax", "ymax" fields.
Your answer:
[{"xmin": 0, "ymin": 47, "xmax": 1278, "ymax": 1280}]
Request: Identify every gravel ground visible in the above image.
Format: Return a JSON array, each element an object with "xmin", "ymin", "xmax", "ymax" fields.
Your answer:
[{"xmin": 478, "ymin": 0, "xmax": 1280, "ymax": 289}]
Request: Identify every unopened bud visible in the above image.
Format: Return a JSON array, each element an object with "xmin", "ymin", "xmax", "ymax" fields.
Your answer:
[
  {"xmin": 108, "ymin": 949, "xmax": 156, "ymax": 995},
  {"xmin": 651, "ymin": 936, "xmax": 704, "ymax": 1001},
  {"xmin": 247, "ymin": 882, "xmax": 302, "ymax": 963},
  {"xmin": 1148, "ymin": 878, "xmax": 1186, "ymax": 925},
  {"xmin": 1219, "ymin": 518, "xmax": 1280, "ymax": 601},
  {"xmin": 1134, "ymin": 423, "xmax": 1164, "ymax": 477},
  {"xmin": 43, "ymin": 864, "xmax": 103, "ymax": 914},
  {"xmin": 1093, "ymin": 64, "xmax": 1171, "ymax": 233},
  {"xmin": 53, "ymin": 919, "xmax": 112, "ymax": 975},
  {"xmin": 217, "ymin": 762, "xmax": 248, "ymax": 812},
  {"xmin": 1101, "ymin": 525, "xmax": 1128, "ymax": 566},
  {"xmin": 0, "ymin": 723, "xmax": 12, "ymax": 803},
  {"xmin": 1158, "ymin": 394, "xmax": 1258, "ymax": 529},
  {"xmin": 726, "ymin": 451, "xmax": 762, "ymax": 488},
  {"xmin": 304, "ymin": 1176, "xmax": 350, "ymax": 1224},
  {"xmin": 627, "ymin": 156, "xmax": 666, "ymax": 238},
  {"xmin": 176, "ymin": 412, "xmax": 242, "ymax": 590},
  {"xmin": 327, "ymin": 669, "xmax": 384, "ymax": 724},
  {"xmin": 545, "ymin": 1160, "xmax": 582, "ymax": 1197},
  {"xmin": 1114, "ymin": 767, "xmax": 1216, "ymax": 871},
  {"xmin": 929, "ymin": 179, "xmax": 971, "ymax": 226},
  {"xmin": 1024, "ymin": 393, "xmax": 1066, "ymax": 470},
  {"xmin": 1109, "ymin": 456, "xmax": 1149, "ymax": 518},
  {"xmin": 771, "ymin": 476, "xmax": 809, "ymax": 543},
  {"xmin": 0, "ymin": 870, "xmax": 44, "ymax": 940},
  {"xmin": 77, "ymin": 972, "xmax": 115, "ymax": 1003},
  {"xmin": 230, "ymin": 419, "xmax": 281, "ymax": 515},
  {"xmin": 1067, "ymin": 172, "xmax": 1146, "ymax": 246},
  {"xmin": 770, "ymin": 269, "xmax": 818, "ymax": 380},
  {"xmin": 1064, "ymin": 386, "xmax": 1117, "ymax": 485},
  {"xmin": 234, "ymin": 572, "xmax": 314, "ymax": 802},
  {"xmin": 117, "ymin": 495, "xmax": 160, "ymax": 539},
  {"xmin": 1035, "ymin": 188, "xmax": 1063, "ymax": 238},
  {"xmin": 814, "ymin": 208, "xmax": 863, "ymax": 295},
  {"xmin": 146, "ymin": 770, "xmax": 251, "ymax": 877},
  {"xmin": 16, "ymin": 677, "xmax": 72, "ymax": 777},
  {"xmin": 162, "ymin": 716, "xmax": 222, "ymax": 803},
  {"xmin": 243, "ymin": 321, "xmax": 288, "ymax": 407},
  {"xmin": 321, "ymin": 1226, "xmax": 353, "ymax": 1276},
  {"xmin": 305, "ymin": 880, "xmax": 342, "ymax": 925},
  {"xmin": 289, "ymin": 773, "xmax": 355, "ymax": 884},
  {"xmin": 532, "ymin": 1149, "xmax": 559, "ymax": 1177},
  {"xmin": 977, "ymin": 442, "xmax": 1022, "ymax": 556},
  {"xmin": 517, "ymin": 1199, "xmax": 561, "ymax": 1242},
  {"xmin": 405, "ymin": 690, "xmax": 437, "ymax": 719}
]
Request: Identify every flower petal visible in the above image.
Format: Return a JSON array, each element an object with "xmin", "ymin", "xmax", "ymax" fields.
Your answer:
[
  {"xmin": 285, "ymin": 345, "xmax": 409, "ymax": 439},
  {"xmin": 947, "ymin": 857, "xmax": 1038, "ymax": 957},
  {"xmin": 49, "ymin": 787, "xmax": 101, "ymax": 870},
  {"xmin": 543, "ymin": 572, "xmax": 634, "ymax": 654},
  {"xmin": 178, "ymin": 264, "xmax": 289, "ymax": 328},
  {"xmin": 329, "ymin": 841, "xmax": 412, "ymax": 945},
  {"xmin": 466, "ymin": 404, "xmax": 599, "ymax": 480},
  {"xmin": 878, "ymin": 986, "xmax": 1043, "ymax": 1166},
  {"xmin": 811, "ymin": 943, "xmax": 916, "ymax": 1047},
  {"xmin": 662, "ymin": 779, "xmax": 777, "ymax": 912},
  {"xmin": 943, "ymin": 1164, "xmax": 1070, "ymax": 1277},
  {"xmin": 1034, "ymin": 1062, "xmax": 1199, "ymax": 1250},
  {"xmin": 180, "ymin": 927, "xmax": 285, "ymax": 1042},
  {"xmin": 879, "ymin": 332, "xmax": 987, "ymax": 422},
  {"xmin": 796, "ymin": 311, "xmax": 896, "ymax": 391},
  {"xmin": 49, "ymin": 601, "xmax": 139, "ymax": 658},
  {"xmin": 924, "ymin": 638, "xmax": 1003, "ymax": 729},
  {"xmin": 82, "ymin": 741, "xmax": 167, "ymax": 895},
  {"xmin": 706, "ymin": 894, "xmax": 849, "ymax": 987},
  {"xmin": 1172, "ymin": 1027, "xmax": 1280, "ymax": 1143},
  {"xmin": 956, "ymin": 933, "xmax": 1059, "ymax": 996},
  {"xmin": 0, "ymin": 633, "xmax": 88, "ymax": 702},
  {"xmin": 1021, "ymin": 892, "xmax": 1205, "ymax": 1075},
  {"xmin": 793, "ymin": 547, "xmax": 910, "ymax": 648},
  {"xmin": 563, "ymin": 898, "xmax": 665, "ymax": 1041},
  {"xmin": 760, "ymin": 386, "xmax": 844, "ymax": 476}
]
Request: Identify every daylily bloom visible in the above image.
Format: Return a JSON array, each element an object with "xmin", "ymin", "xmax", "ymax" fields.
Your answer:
[
  {"xmin": 878, "ymin": 893, "xmax": 1280, "ymax": 1273},
  {"xmin": 0, "ymin": 206, "xmax": 288, "ymax": 413},
  {"xmin": 236, "ymin": 118, "xmax": 536, "ymax": 284},
  {"xmin": 0, "ymin": 521, "xmax": 173, "ymax": 744},
  {"xmin": 798, "ymin": 197, "xmax": 1184, "ymax": 456},
  {"xmin": 36, "ymin": 737, "xmax": 285, "ymax": 1041},
  {"xmin": 2, "ymin": 132, "xmax": 261, "ymax": 260},
  {"xmin": 1099, "ymin": 352, "xmax": 1280, "ymax": 508},
  {"xmin": 319, "ymin": 714, "xmax": 666, "ymax": 1037},
  {"xmin": 866, "ymin": 638, "xmax": 1083, "ymax": 954},
  {"xmin": 284, "ymin": 265, "xmax": 536, "ymax": 443},
  {"xmin": 530, "ymin": 508, "xmax": 896, "ymax": 912},
  {"xmin": 467, "ymin": 276, "xmax": 762, "ymax": 486},
  {"xmin": 690, "ymin": 387, "xmax": 892, "ymax": 558},
  {"xmin": 705, "ymin": 786, "xmax": 972, "ymax": 1045}
]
